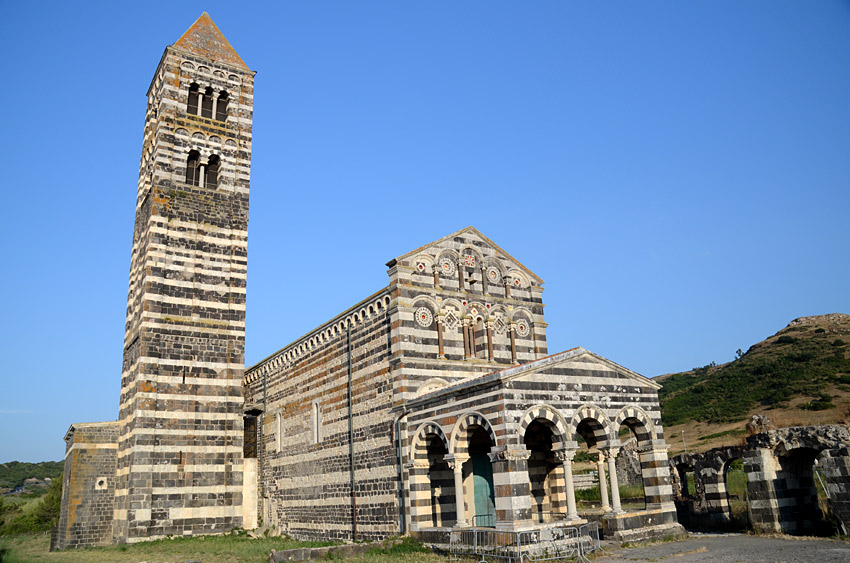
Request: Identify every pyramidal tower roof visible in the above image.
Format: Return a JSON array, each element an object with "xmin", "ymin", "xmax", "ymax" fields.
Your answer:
[{"xmin": 173, "ymin": 12, "xmax": 250, "ymax": 70}]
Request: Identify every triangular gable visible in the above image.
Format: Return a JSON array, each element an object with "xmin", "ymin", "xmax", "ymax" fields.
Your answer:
[
  {"xmin": 173, "ymin": 12, "xmax": 250, "ymax": 70},
  {"xmin": 389, "ymin": 226, "xmax": 543, "ymax": 284},
  {"xmin": 500, "ymin": 347, "xmax": 661, "ymax": 390},
  {"xmin": 410, "ymin": 347, "xmax": 659, "ymax": 404}
]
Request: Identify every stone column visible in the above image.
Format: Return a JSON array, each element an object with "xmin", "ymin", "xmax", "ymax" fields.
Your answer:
[
  {"xmin": 436, "ymin": 315, "xmax": 445, "ymax": 358},
  {"xmin": 637, "ymin": 441, "xmax": 675, "ymax": 511},
  {"xmin": 555, "ymin": 449, "xmax": 580, "ymax": 521},
  {"xmin": 606, "ymin": 447, "xmax": 623, "ymax": 514},
  {"xmin": 504, "ymin": 279, "xmax": 511, "ymax": 298},
  {"xmin": 480, "ymin": 266, "xmax": 488, "ymax": 296},
  {"xmin": 489, "ymin": 446, "xmax": 532, "ymax": 530},
  {"xmin": 462, "ymin": 319, "xmax": 471, "ymax": 358},
  {"xmin": 486, "ymin": 322, "xmax": 494, "ymax": 361},
  {"xmin": 509, "ymin": 324, "xmax": 517, "ymax": 363},
  {"xmin": 597, "ymin": 452, "xmax": 611, "ymax": 512},
  {"xmin": 445, "ymin": 455, "xmax": 469, "ymax": 527},
  {"xmin": 457, "ymin": 262, "xmax": 465, "ymax": 291},
  {"xmin": 432, "ymin": 265, "xmax": 440, "ymax": 287},
  {"xmin": 199, "ymin": 164, "xmax": 206, "ymax": 187}
]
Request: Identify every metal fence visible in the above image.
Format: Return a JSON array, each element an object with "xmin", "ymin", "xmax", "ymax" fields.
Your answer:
[{"xmin": 449, "ymin": 521, "xmax": 601, "ymax": 563}]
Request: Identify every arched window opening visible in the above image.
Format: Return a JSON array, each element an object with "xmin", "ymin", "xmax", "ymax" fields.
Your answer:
[
  {"xmin": 216, "ymin": 91, "xmax": 229, "ymax": 121},
  {"xmin": 187, "ymin": 83, "xmax": 200, "ymax": 115},
  {"xmin": 185, "ymin": 151, "xmax": 201, "ymax": 186},
  {"xmin": 201, "ymin": 86, "xmax": 214, "ymax": 118},
  {"xmin": 205, "ymin": 155, "xmax": 220, "ymax": 188}
]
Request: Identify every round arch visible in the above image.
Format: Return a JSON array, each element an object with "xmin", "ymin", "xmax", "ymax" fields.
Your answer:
[
  {"xmin": 569, "ymin": 404, "xmax": 614, "ymax": 446},
  {"xmin": 410, "ymin": 422, "xmax": 449, "ymax": 461},
  {"xmin": 518, "ymin": 404, "xmax": 569, "ymax": 444},
  {"xmin": 449, "ymin": 411, "xmax": 499, "ymax": 455},
  {"xmin": 613, "ymin": 406, "xmax": 656, "ymax": 445}
]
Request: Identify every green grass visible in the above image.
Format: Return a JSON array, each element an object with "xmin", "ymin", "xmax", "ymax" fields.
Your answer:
[
  {"xmin": 698, "ymin": 429, "xmax": 747, "ymax": 442},
  {"xmin": 574, "ymin": 483, "xmax": 645, "ymax": 502},
  {"xmin": 0, "ymin": 532, "xmax": 361, "ymax": 563}
]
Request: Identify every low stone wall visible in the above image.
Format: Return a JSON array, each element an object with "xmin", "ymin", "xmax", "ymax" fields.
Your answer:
[
  {"xmin": 269, "ymin": 539, "xmax": 402, "ymax": 562},
  {"xmin": 601, "ymin": 506, "xmax": 685, "ymax": 543},
  {"xmin": 818, "ymin": 446, "xmax": 850, "ymax": 534}
]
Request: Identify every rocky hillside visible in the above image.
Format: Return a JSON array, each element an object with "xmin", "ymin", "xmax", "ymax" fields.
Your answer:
[{"xmin": 658, "ymin": 314, "xmax": 850, "ymax": 428}]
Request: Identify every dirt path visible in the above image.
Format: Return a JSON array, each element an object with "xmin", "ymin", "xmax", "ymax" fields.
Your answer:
[{"xmin": 596, "ymin": 533, "xmax": 850, "ymax": 563}]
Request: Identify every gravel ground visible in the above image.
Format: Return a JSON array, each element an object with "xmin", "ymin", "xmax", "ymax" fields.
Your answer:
[{"xmin": 595, "ymin": 533, "xmax": 850, "ymax": 563}]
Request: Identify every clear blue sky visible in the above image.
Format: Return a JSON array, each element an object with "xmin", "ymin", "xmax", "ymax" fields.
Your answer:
[{"xmin": 1, "ymin": 1, "xmax": 848, "ymax": 462}]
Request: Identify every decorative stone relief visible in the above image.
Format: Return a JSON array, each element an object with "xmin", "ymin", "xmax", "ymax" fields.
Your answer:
[{"xmin": 414, "ymin": 307, "xmax": 433, "ymax": 328}]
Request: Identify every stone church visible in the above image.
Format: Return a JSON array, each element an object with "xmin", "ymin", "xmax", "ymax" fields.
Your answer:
[{"xmin": 53, "ymin": 13, "xmax": 681, "ymax": 549}]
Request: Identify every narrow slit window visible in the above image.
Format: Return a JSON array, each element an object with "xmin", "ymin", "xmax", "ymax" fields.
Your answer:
[
  {"xmin": 312, "ymin": 402, "xmax": 322, "ymax": 444},
  {"xmin": 276, "ymin": 413, "xmax": 282, "ymax": 452}
]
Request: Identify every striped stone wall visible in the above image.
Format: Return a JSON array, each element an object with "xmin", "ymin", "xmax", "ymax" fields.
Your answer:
[
  {"xmin": 244, "ymin": 291, "xmax": 399, "ymax": 541},
  {"xmin": 386, "ymin": 228, "xmax": 547, "ymax": 404},
  {"xmin": 113, "ymin": 34, "xmax": 255, "ymax": 543},
  {"xmin": 403, "ymin": 347, "xmax": 679, "ymax": 536}
]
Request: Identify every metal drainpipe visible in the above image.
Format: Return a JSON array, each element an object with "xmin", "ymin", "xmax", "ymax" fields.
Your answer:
[
  {"xmin": 261, "ymin": 368, "xmax": 267, "ymax": 521},
  {"xmin": 394, "ymin": 409, "xmax": 410, "ymax": 535},
  {"xmin": 348, "ymin": 324, "xmax": 357, "ymax": 540}
]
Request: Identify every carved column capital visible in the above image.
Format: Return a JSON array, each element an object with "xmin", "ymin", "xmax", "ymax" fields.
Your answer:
[
  {"xmin": 444, "ymin": 454, "xmax": 468, "ymax": 471},
  {"xmin": 554, "ymin": 449, "xmax": 577, "ymax": 463},
  {"xmin": 488, "ymin": 447, "xmax": 530, "ymax": 462}
]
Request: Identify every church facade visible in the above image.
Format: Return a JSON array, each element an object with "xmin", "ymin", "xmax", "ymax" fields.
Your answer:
[{"xmin": 54, "ymin": 14, "xmax": 682, "ymax": 550}]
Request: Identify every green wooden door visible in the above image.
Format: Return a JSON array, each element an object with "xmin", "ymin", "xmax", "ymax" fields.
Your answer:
[{"xmin": 471, "ymin": 454, "xmax": 496, "ymax": 527}]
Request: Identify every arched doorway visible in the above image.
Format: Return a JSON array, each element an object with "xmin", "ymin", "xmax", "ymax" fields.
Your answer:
[
  {"xmin": 772, "ymin": 447, "xmax": 831, "ymax": 535},
  {"xmin": 524, "ymin": 420, "xmax": 562, "ymax": 523},
  {"xmin": 466, "ymin": 426, "xmax": 496, "ymax": 527},
  {"xmin": 721, "ymin": 456, "xmax": 749, "ymax": 530},
  {"xmin": 574, "ymin": 416, "xmax": 611, "ymax": 517},
  {"xmin": 426, "ymin": 434, "xmax": 453, "ymax": 526}
]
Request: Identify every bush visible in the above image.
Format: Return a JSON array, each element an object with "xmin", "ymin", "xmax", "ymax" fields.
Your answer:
[{"xmin": 0, "ymin": 477, "xmax": 62, "ymax": 536}]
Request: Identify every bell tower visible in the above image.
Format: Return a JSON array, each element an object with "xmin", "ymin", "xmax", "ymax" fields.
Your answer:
[{"xmin": 114, "ymin": 13, "xmax": 255, "ymax": 541}]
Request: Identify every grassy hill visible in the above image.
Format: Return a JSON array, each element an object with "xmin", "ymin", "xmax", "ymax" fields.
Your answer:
[
  {"xmin": 658, "ymin": 314, "xmax": 850, "ymax": 431},
  {"xmin": 0, "ymin": 461, "xmax": 63, "ymax": 491}
]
